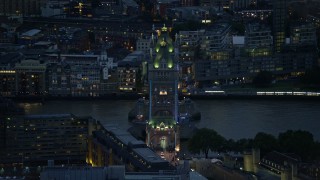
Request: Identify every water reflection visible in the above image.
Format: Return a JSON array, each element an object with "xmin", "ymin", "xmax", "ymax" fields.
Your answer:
[{"xmin": 19, "ymin": 99, "xmax": 320, "ymax": 141}]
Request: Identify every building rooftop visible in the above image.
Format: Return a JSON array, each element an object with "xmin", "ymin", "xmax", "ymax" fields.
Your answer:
[
  {"xmin": 109, "ymin": 128, "xmax": 130, "ymax": 136},
  {"xmin": 262, "ymin": 151, "xmax": 300, "ymax": 165},
  {"xmin": 157, "ymin": 0, "xmax": 179, "ymax": 4},
  {"xmin": 21, "ymin": 29, "xmax": 41, "ymax": 37},
  {"xmin": 246, "ymin": 23, "xmax": 271, "ymax": 33},
  {"xmin": 128, "ymin": 140, "xmax": 146, "ymax": 148},
  {"xmin": 46, "ymin": 54, "xmax": 100, "ymax": 58},
  {"xmin": 24, "ymin": 114, "xmax": 75, "ymax": 119},
  {"xmin": 206, "ymin": 23, "xmax": 231, "ymax": 35},
  {"xmin": 117, "ymin": 134, "xmax": 139, "ymax": 146},
  {"xmin": 233, "ymin": 36, "xmax": 245, "ymax": 45},
  {"xmin": 122, "ymin": 0, "xmax": 139, "ymax": 7},
  {"xmin": 133, "ymin": 148, "xmax": 166, "ymax": 163}
]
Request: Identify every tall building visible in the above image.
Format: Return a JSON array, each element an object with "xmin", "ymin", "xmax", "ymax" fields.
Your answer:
[
  {"xmin": 146, "ymin": 25, "xmax": 180, "ymax": 155},
  {"xmin": 15, "ymin": 59, "xmax": 47, "ymax": 96},
  {"xmin": 273, "ymin": 0, "xmax": 287, "ymax": 53},
  {"xmin": 0, "ymin": 114, "xmax": 97, "ymax": 166},
  {"xmin": 0, "ymin": 0, "xmax": 46, "ymax": 16}
]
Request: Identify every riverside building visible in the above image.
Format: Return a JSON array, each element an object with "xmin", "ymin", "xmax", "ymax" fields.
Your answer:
[{"xmin": 0, "ymin": 114, "xmax": 98, "ymax": 166}]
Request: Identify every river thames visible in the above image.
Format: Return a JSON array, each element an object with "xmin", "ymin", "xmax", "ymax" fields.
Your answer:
[{"xmin": 19, "ymin": 99, "xmax": 320, "ymax": 141}]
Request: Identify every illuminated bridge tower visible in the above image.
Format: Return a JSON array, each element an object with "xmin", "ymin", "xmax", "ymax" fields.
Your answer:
[{"xmin": 146, "ymin": 25, "xmax": 180, "ymax": 154}]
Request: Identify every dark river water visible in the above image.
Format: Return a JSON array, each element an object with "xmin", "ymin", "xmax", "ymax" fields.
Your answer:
[{"xmin": 19, "ymin": 99, "xmax": 320, "ymax": 141}]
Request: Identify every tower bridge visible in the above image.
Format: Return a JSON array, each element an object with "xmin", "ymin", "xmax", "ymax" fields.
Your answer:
[{"xmin": 146, "ymin": 24, "xmax": 180, "ymax": 160}]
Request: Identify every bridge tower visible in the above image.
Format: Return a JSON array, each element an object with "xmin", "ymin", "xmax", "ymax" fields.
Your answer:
[{"xmin": 146, "ymin": 24, "xmax": 180, "ymax": 156}]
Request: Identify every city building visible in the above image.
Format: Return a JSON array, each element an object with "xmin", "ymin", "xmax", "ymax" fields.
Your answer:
[
  {"xmin": 14, "ymin": 59, "xmax": 47, "ymax": 96},
  {"xmin": 180, "ymin": 0, "xmax": 196, "ymax": 6},
  {"xmin": 166, "ymin": 7, "xmax": 210, "ymax": 23},
  {"xmin": 260, "ymin": 151, "xmax": 300, "ymax": 178},
  {"xmin": 118, "ymin": 59, "xmax": 140, "ymax": 92},
  {"xmin": 41, "ymin": 165, "xmax": 190, "ymax": 180},
  {"xmin": 243, "ymin": 148, "xmax": 260, "ymax": 173},
  {"xmin": 200, "ymin": 23, "xmax": 232, "ymax": 60},
  {"xmin": 230, "ymin": 0, "xmax": 252, "ymax": 10},
  {"xmin": 18, "ymin": 29, "xmax": 43, "ymax": 46},
  {"xmin": 46, "ymin": 62, "xmax": 71, "ymax": 97},
  {"xmin": 290, "ymin": 23, "xmax": 317, "ymax": 46},
  {"xmin": 0, "ymin": 0, "xmax": 46, "ymax": 16},
  {"xmin": 200, "ymin": 0, "xmax": 230, "ymax": 10},
  {"xmin": 0, "ymin": 97, "xmax": 24, "ymax": 160},
  {"xmin": 273, "ymin": 0, "xmax": 287, "ymax": 53},
  {"xmin": 0, "ymin": 52, "xmax": 23, "ymax": 97},
  {"xmin": 70, "ymin": 63, "xmax": 101, "ymax": 97},
  {"xmin": 300, "ymin": 163, "xmax": 320, "ymax": 179},
  {"xmin": 0, "ymin": 70, "xmax": 16, "ymax": 97},
  {"xmin": 117, "ymin": 51, "xmax": 145, "ymax": 92},
  {"xmin": 40, "ymin": 1, "xmax": 66, "ymax": 17},
  {"xmin": 176, "ymin": 30, "xmax": 205, "ymax": 89},
  {"xmin": 0, "ymin": 27, "xmax": 14, "ymax": 44},
  {"xmin": 0, "ymin": 16, "xmax": 22, "ymax": 43},
  {"xmin": 178, "ymin": 30, "xmax": 205, "ymax": 62},
  {"xmin": 0, "ymin": 114, "xmax": 98, "ymax": 166},
  {"xmin": 146, "ymin": 25, "xmax": 180, "ymax": 157},
  {"xmin": 45, "ymin": 51, "xmax": 116, "ymax": 97},
  {"xmin": 154, "ymin": 0, "xmax": 180, "ymax": 17},
  {"xmin": 136, "ymin": 37, "xmax": 151, "ymax": 54},
  {"xmin": 87, "ymin": 124, "xmax": 174, "ymax": 172},
  {"xmin": 245, "ymin": 23, "xmax": 273, "ymax": 57},
  {"xmin": 277, "ymin": 45, "xmax": 318, "ymax": 74}
]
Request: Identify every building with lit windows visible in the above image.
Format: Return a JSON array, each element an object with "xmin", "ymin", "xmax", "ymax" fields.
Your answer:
[
  {"xmin": 273, "ymin": 0, "xmax": 287, "ymax": 53},
  {"xmin": 0, "ymin": 70, "xmax": 16, "ymax": 97},
  {"xmin": 0, "ymin": 52, "xmax": 23, "ymax": 97},
  {"xmin": 167, "ymin": 7, "xmax": 210, "ymax": 23},
  {"xmin": 46, "ymin": 62, "xmax": 71, "ymax": 97},
  {"xmin": 118, "ymin": 60, "xmax": 140, "ymax": 92},
  {"xmin": 0, "ymin": 97, "xmax": 24, "ymax": 160},
  {"xmin": 0, "ymin": 114, "xmax": 98, "ymax": 166},
  {"xmin": 45, "ymin": 51, "xmax": 116, "ymax": 97},
  {"xmin": 176, "ymin": 30, "xmax": 205, "ymax": 89},
  {"xmin": 290, "ymin": 23, "xmax": 317, "ymax": 46},
  {"xmin": 117, "ymin": 51, "xmax": 145, "ymax": 92},
  {"xmin": 245, "ymin": 23, "xmax": 273, "ymax": 57},
  {"xmin": 14, "ymin": 59, "xmax": 47, "ymax": 96},
  {"xmin": 87, "ymin": 124, "xmax": 174, "ymax": 172},
  {"xmin": 200, "ymin": 23, "xmax": 232, "ymax": 60},
  {"xmin": 146, "ymin": 25, "xmax": 180, "ymax": 157},
  {"xmin": 200, "ymin": 0, "xmax": 231, "ymax": 9},
  {"xmin": 178, "ymin": 30, "xmax": 205, "ymax": 62}
]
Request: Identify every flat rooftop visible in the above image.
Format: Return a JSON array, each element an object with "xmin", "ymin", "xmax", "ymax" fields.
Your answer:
[
  {"xmin": 22, "ymin": 29, "xmax": 41, "ymax": 37},
  {"xmin": 133, "ymin": 148, "xmax": 166, "ymax": 163},
  {"xmin": 24, "ymin": 114, "xmax": 75, "ymax": 119}
]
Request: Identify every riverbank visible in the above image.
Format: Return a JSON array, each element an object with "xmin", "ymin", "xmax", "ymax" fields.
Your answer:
[
  {"xmin": 187, "ymin": 93, "xmax": 320, "ymax": 100},
  {"xmin": 8, "ymin": 92, "xmax": 320, "ymax": 103}
]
